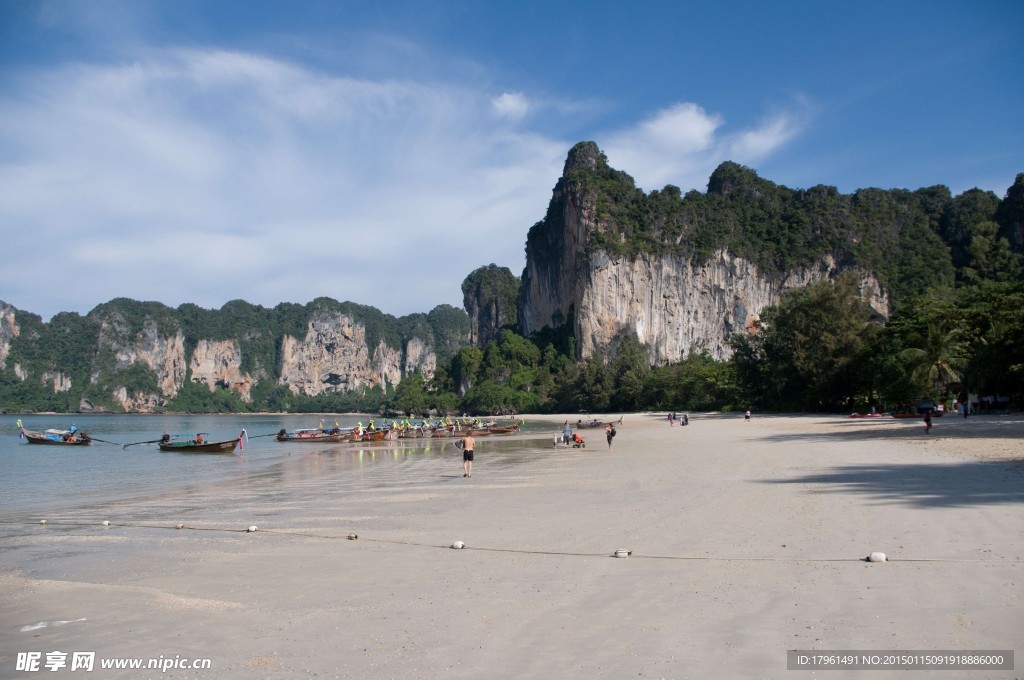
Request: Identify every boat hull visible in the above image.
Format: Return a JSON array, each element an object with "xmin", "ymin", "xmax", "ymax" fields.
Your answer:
[
  {"xmin": 276, "ymin": 430, "xmax": 350, "ymax": 443},
  {"xmin": 22, "ymin": 430, "xmax": 91, "ymax": 446},
  {"xmin": 159, "ymin": 439, "xmax": 239, "ymax": 453}
]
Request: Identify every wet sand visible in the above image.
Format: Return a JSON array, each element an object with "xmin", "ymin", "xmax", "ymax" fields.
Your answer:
[{"xmin": 1, "ymin": 413, "xmax": 1022, "ymax": 678}]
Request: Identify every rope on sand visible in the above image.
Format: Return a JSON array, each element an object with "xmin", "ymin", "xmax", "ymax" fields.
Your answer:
[{"xmin": 3, "ymin": 519, "xmax": 1023, "ymax": 564}]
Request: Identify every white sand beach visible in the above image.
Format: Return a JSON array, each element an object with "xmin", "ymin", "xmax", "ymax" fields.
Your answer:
[{"xmin": 2, "ymin": 413, "xmax": 1022, "ymax": 679}]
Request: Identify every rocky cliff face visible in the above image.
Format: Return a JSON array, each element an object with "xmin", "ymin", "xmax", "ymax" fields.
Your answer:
[
  {"xmin": 95, "ymin": 314, "xmax": 186, "ymax": 406},
  {"xmin": 572, "ymin": 250, "xmax": 888, "ymax": 362},
  {"xmin": 0, "ymin": 296, "xmax": 446, "ymax": 413},
  {"xmin": 278, "ymin": 311, "xmax": 436, "ymax": 397},
  {"xmin": 0, "ymin": 302, "xmax": 17, "ymax": 369},
  {"xmin": 190, "ymin": 339, "xmax": 255, "ymax": 403},
  {"xmin": 520, "ymin": 143, "xmax": 890, "ymax": 362},
  {"xmin": 462, "ymin": 265, "xmax": 520, "ymax": 347}
]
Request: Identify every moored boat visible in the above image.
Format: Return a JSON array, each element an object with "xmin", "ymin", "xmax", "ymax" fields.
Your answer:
[
  {"xmin": 22, "ymin": 427, "xmax": 92, "ymax": 445},
  {"xmin": 467, "ymin": 422, "xmax": 522, "ymax": 436},
  {"xmin": 276, "ymin": 427, "xmax": 353, "ymax": 443},
  {"xmin": 351, "ymin": 428, "xmax": 391, "ymax": 442},
  {"xmin": 158, "ymin": 432, "xmax": 242, "ymax": 453}
]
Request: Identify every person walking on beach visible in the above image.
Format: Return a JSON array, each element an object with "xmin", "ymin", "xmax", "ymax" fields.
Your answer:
[
  {"xmin": 458, "ymin": 433, "xmax": 476, "ymax": 477},
  {"xmin": 562, "ymin": 421, "xmax": 572, "ymax": 446},
  {"xmin": 744, "ymin": 410, "xmax": 751, "ymax": 422},
  {"xmin": 923, "ymin": 408, "xmax": 933, "ymax": 434},
  {"xmin": 605, "ymin": 423, "xmax": 616, "ymax": 450}
]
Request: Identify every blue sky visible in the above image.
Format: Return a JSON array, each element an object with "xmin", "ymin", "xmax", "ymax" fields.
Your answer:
[{"xmin": 1, "ymin": 0, "xmax": 1021, "ymax": 321}]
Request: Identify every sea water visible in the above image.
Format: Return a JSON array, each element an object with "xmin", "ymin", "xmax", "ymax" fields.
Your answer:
[{"xmin": 0, "ymin": 414, "xmax": 554, "ymax": 520}]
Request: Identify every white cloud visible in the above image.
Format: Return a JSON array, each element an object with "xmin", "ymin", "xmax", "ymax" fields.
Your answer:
[
  {"xmin": 491, "ymin": 91, "xmax": 530, "ymax": 120},
  {"xmin": 602, "ymin": 100, "xmax": 809, "ymax": 191},
  {"xmin": 0, "ymin": 49, "xmax": 567, "ymax": 319}
]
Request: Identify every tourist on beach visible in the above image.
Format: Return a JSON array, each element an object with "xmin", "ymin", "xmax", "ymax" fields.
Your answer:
[
  {"xmin": 458, "ymin": 433, "xmax": 476, "ymax": 477},
  {"xmin": 605, "ymin": 423, "xmax": 616, "ymax": 450},
  {"xmin": 923, "ymin": 408, "xmax": 933, "ymax": 434},
  {"xmin": 563, "ymin": 421, "xmax": 572, "ymax": 446},
  {"xmin": 744, "ymin": 410, "xmax": 751, "ymax": 422}
]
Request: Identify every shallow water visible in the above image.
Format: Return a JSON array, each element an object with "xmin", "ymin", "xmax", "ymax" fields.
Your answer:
[{"xmin": 0, "ymin": 414, "xmax": 556, "ymax": 520}]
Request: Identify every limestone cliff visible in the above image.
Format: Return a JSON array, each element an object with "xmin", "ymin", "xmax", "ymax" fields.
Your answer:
[
  {"xmin": 278, "ymin": 310, "xmax": 434, "ymax": 397},
  {"xmin": 0, "ymin": 297, "xmax": 451, "ymax": 413},
  {"xmin": 571, "ymin": 250, "xmax": 887, "ymax": 362},
  {"xmin": 189, "ymin": 339, "xmax": 255, "ymax": 403},
  {"xmin": 94, "ymin": 312, "xmax": 186, "ymax": 408},
  {"xmin": 0, "ymin": 302, "xmax": 17, "ymax": 369},
  {"xmin": 520, "ymin": 143, "xmax": 891, "ymax": 362},
  {"xmin": 462, "ymin": 265, "xmax": 519, "ymax": 347}
]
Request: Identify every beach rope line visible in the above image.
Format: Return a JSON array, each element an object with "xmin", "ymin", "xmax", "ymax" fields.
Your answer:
[{"xmin": 3, "ymin": 519, "xmax": 1023, "ymax": 564}]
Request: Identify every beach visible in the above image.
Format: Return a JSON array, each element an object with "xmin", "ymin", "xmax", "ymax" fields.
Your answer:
[{"xmin": 2, "ymin": 413, "xmax": 1022, "ymax": 679}]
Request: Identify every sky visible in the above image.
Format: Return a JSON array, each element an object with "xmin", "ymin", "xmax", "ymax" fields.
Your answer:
[{"xmin": 1, "ymin": 0, "xmax": 1022, "ymax": 322}]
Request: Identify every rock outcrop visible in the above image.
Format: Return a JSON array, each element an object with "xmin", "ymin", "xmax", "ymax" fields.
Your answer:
[
  {"xmin": 278, "ymin": 311, "xmax": 424, "ymax": 397},
  {"xmin": 520, "ymin": 143, "xmax": 891, "ymax": 362},
  {"xmin": 189, "ymin": 339, "xmax": 255, "ymax": 403},
  {"xmin": 95, "ymin": 314, "xmax": 186, "ymax": 404},
  {"xmin": 462, "ymin": 265, "xmax": 519, "ymax": 347},
  {"xmin": 0, "ymin": 302, "xmax": 17, "ymax": 369}
]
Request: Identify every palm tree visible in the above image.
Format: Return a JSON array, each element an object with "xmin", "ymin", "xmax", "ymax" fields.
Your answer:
[{"xmin": 899, "ymin": 324, "xmax": 969, "ymax": 396}]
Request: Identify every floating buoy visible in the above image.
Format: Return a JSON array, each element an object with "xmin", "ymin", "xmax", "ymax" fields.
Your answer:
[
  {"xmin": 347, "ymin": 533, "xmax": 358, "ymax": 540},
  {"xmin": 102, "ymin": 520, "xmax": 110, "ymax": 526},
  {"xmin": 247, "ymin": 525, "xmax": 258, "ymax": 533},
  {"xmin": 614, "ymin": 548, "xmax": 632, "ymax": 558},
  {"xmin": 175, "ymin": 524, "xmax": 184, "ymax": 530},
  {"xmin": 39, "ymin": 519, "xmax": 47, "ymax": 525},
  {"xmin": 450, "ymin": 540, "xmax": 465, "ymax": 549},
  {"xmin": 867, "ymin": 551, "xmax": 887, "ymax": 562}
]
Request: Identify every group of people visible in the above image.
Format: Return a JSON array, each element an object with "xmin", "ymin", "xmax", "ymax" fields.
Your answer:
[
  {"xmin": 557, "ymin": 420, "xmax": 617, "ymax": 450},
  {"xmin": 667, "ymin": 412, "xmax": 690, "ymax": 426}
]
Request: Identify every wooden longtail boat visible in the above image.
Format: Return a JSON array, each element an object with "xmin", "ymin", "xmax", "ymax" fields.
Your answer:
[
  {"xmin": 467, "ymin": 422, "xmax": 522, "ymax": 436},
  {"xmin": 276, "ymin": 427, "xmax": 353, "ymax": 443},
  {"xmin": 158, "ymin": 432, "xmax": 242, "ymax": 454},
  {"xmin": 351, "ymin": 429, "xmax": 391, "ymax": 442},
  {"xmin": 22, "ymin": 428, "xmax": 92, "ymax": 446}
]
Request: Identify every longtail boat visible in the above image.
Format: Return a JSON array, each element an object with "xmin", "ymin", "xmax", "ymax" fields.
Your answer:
[
  {"xmin": 276, "ymin": 427, "xmax": 353, "ymax": 443},
  {"xmin": 467, "ymin": 422, "xmax": 522, "ymax": 436},
  {"xmin": 21, "ymin": 427, "xmax": 92, "ymax": 446},
  {"xmin": 158, "ymin": 432, "xmax": 242, "ymax": 454},
  {"xmin": 351, "ymin": 429, "xmax": 391, "ymax": 442}
]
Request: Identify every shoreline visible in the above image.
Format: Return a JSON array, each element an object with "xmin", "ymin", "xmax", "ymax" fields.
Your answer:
[{"xmin": 2, "ymin": 413, "xmax": 1021, "ymax": 678}]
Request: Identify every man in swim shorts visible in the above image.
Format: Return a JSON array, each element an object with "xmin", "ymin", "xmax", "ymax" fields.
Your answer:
[{"xmin": 460, "ymin": 433, "xmax": 476, "ymax": 477}]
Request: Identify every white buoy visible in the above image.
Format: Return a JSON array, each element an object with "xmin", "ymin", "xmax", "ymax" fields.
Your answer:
[
  {"xmin": 39, "ymin": 519, "xmax": 47, "ymax": 525},
  {"xmin": 450, "ymin": 540, "xmax": 465, "ymax": 549},
  {"xmin": 175, "ymin": 524, "xmax": 184, "ymax": 530},
  {"xmin": 347, "ymin": 533, "xmax": 358, "ymax": 540},
  {"xmin": 247, "ymin": 525, "xmax": 258, "ymax": 533},
  {"xmin": 867, "ymin": 551, "xmax": 887, "ymax": 562},
  {"xmin": 614, "ymin": 548, "xmax": 632, "ymax": 558},
  {"xmin": 102, "ymin": 520, "xmax": 110, "ymax": 526}
]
